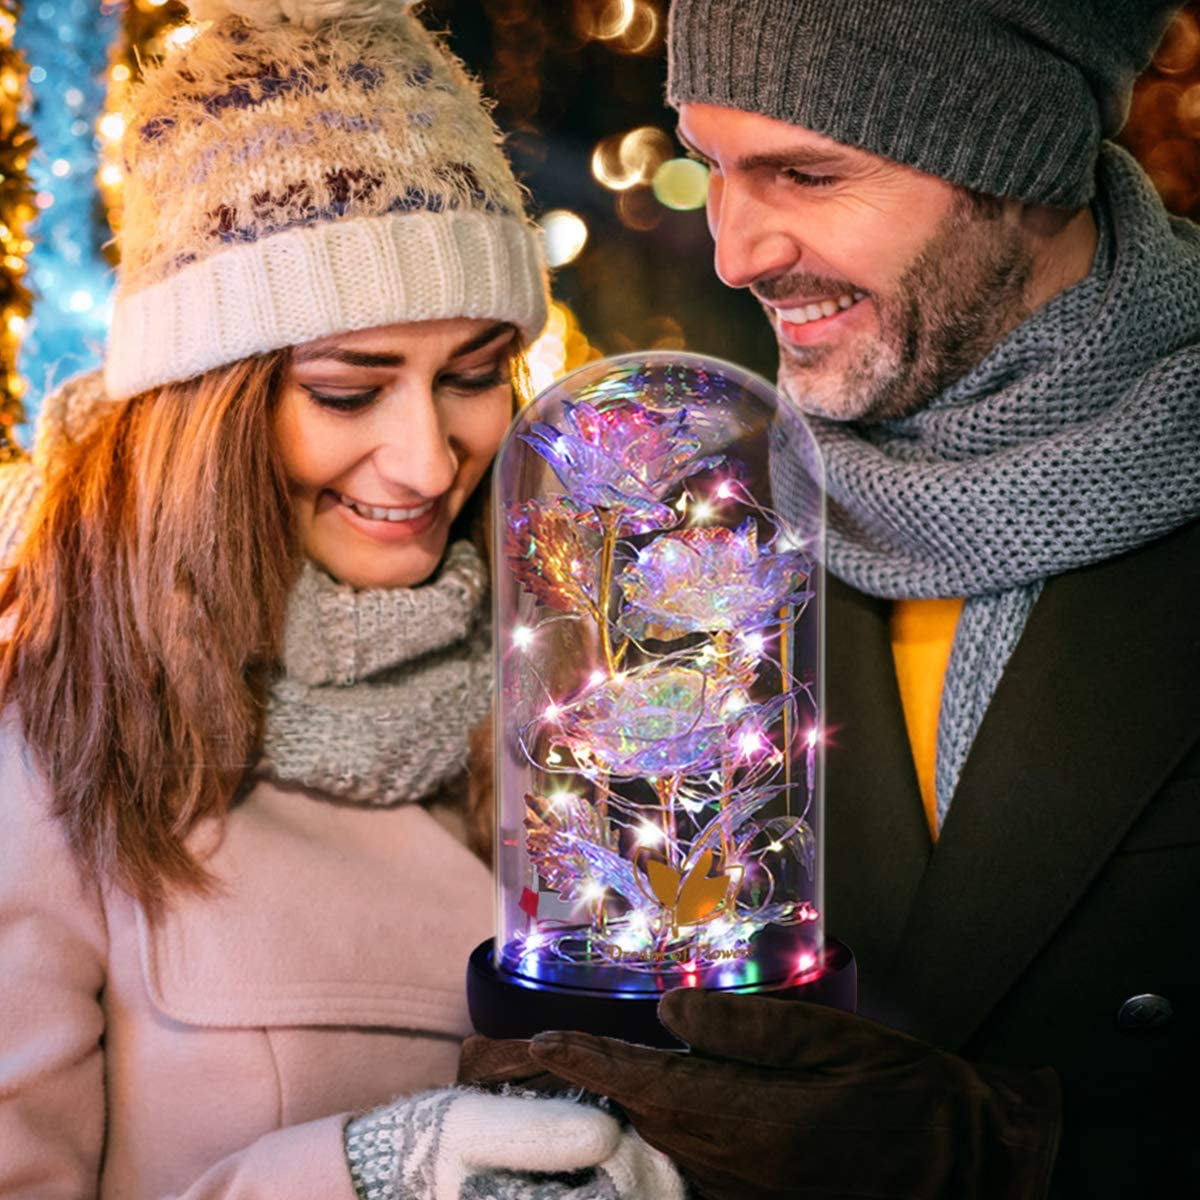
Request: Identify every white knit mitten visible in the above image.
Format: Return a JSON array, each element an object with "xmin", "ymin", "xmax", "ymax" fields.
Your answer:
[{"xmin": 345, "ymin": 1088, "xmax": 682, "ymax": 1200}]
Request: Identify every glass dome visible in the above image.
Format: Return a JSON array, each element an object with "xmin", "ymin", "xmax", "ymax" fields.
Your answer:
[{"xmin": 492, "ymin": 351, "xmax": 826, "ymax": 1001}]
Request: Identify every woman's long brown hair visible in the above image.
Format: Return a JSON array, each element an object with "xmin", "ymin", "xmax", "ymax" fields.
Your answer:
[
  {"xmin": 0, "ymin": 352, "xmax": 297, "ymax": 914},
  {"xmin": 0, "ymin": 339, "xmax": 526, "ymax": 910}
]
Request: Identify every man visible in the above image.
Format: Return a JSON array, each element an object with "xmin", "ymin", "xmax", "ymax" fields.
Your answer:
[{"xmin": 497, "ymin": 2, "xmax": 1200, "ymax": 1197}]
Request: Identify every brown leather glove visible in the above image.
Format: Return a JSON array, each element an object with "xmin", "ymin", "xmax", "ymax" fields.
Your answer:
[
  {"xmin": 458, "ymin": 1034, "xmax": 568, "ymax": 1094},
  {"xmin": 524, "ymin": 989, "xmax": 1062, "ymax": 1200}
]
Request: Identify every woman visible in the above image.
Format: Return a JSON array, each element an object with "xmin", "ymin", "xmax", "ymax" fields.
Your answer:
[{"xmin": 0, "ymin": 1, "xmax": 682, "ymax": 1197}]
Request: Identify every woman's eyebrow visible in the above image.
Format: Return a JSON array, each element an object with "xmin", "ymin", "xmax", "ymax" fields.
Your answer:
[
  {"xmin": 293, "ymin": 346, "xmax": 406, "ymax": 368},
  {"xmin": 450, "ymin": 321, "xmax": 516, "ymax": 359}
]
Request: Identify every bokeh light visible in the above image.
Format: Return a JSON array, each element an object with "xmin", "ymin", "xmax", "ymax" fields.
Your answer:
[
  {"xmin": 541, "ymin": 208, "xmax": 589, "ymax": 267},
  {"xmin": 581, "ymin": 0, "xmax": 660, "ymax": 54},
  {"xmin": 1154, "ymin": 10, "xmax": 1200, "ymax": 75},
  {"xmin": 526, "ymin": 300, "xmax": 601, "ymax": 395},
  {"xmin": 652, "ymin": 157, "xmax": 709, "ymax": 210},
  {"xmin": 591, "ymin": 125, "xmax": 674, "ymax": 192}
]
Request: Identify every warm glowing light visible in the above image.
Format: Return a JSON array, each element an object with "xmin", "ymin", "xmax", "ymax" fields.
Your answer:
[
  {"xmin": 526, "ymin": 301, "xmax": 598, "ymax": 394},
  {"xmin": 768, "ymin": 841, "xmax": 784, "ymax": 853},
  {"xmin": 591, "ymin": 0, "xmax": 635, "ymax": 39},
  {"xmin": 807, "ymin": 727, "xmax": 820, "ymax": 748},
  {"xmin": 580, "ymin": 881, "xmax": 606, "ymax": 904},
  {"xmin": 549, "ymin": 790, "xmax": 576, "ymax": 809},
  {"xmin": 738, "ymin": 730, "xmax": 767, "ymax": 757},
  {"xmin": 512, "ymin": 625, "xmax": 534, "ymax": 650},
  {"xmin": 6, "ymin": 314, "xmax": 25, "ymax": 335},
  {"xmin": 652, "ymin": 157, "xmax": 710, "ymax": 210},
  {"xmin": 111, "ymin": 63, "xmax": 131, "ymax": 83},
  {"xmin": 541, "ymin": 209, "xmax": 588, "ymax": 268},
  {"xmin": 635, "ymin": 822, "xmax": 664, "ymax": 846},
  {"xmin": 691, "ymin": 500, "xmax": 714, "ymax": 522},
  {"xmin": 742, "ymin": 632, "xmax": 765, "ymax": 656},
  {"xmin": 591, "ymin": 126, "xmax": 674, "ymax": 192},
  {"xmin": 589, "ymin": 669, "xmax": 607, "ymax": 687},
  {"xmin": 544, "ymin": 702, "xmax": 561, "ymax": 721},
  {"xmin": 164, "ymin": 23, "xmax": 200, "ymax": 50},
  {"xmin": 100, "ymin": 164, "xmax": 123, "ymax": 187},
  {"xmin": 99, "ymin": 113, "xmax": 126, "ymax": 142},
  {"xmin": 716, "ymin": 480, "xmax": 735, "ymax": 499},
  {"xmin": 797, "ymin": 951, "xmax": 817, "ymax": 973}
]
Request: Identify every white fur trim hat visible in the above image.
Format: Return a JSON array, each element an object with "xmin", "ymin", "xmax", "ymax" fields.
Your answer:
[{"xmin": 104, "ymin": 0, "xmax": 547, "ymax": 401}]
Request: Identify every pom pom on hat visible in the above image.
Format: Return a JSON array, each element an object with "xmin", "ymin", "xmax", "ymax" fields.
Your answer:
[{"xmin": 185, "ymin": 0, "xmax": 415, "ymax": 32}]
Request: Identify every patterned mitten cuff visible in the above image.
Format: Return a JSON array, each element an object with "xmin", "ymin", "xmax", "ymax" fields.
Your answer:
[
  {"xmin": 346, "ymin": 1089, "xmax": 457, "ymax": 1200},
  {"xmin": 343, "ymin": 1087, "xmax": 625, "ymax": 1200}
]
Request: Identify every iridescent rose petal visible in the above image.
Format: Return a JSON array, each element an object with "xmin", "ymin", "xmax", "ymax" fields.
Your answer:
[
  {"xmin": 618, "ymin": 519, "xmax": 811, "ymax": 638},
  {"xmin": 552, "ymin": 666, "xmax": 729, "ymax": 776},
  {"xmin": 520, "ymin": 399, "xmax": 723, "ymax": 527},
  {"xmin": 504, "ymin": 497, "xmax": 602, "ymax": 612}
]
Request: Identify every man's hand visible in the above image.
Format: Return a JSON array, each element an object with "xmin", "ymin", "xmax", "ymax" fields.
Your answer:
[{"xmin": 526, "ymin": 989, "xmax": 1061, "ymax": 1200}]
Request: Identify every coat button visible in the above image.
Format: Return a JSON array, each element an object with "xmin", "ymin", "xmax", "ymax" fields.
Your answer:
[{"xmin": 1115, "ymin": 993, "xmax": 1174, "ymax": 1034}]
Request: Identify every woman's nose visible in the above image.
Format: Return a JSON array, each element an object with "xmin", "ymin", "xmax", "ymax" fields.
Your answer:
[{"xmin": 370, "ymin": 389, "xmax": 458, "ymax": 498}]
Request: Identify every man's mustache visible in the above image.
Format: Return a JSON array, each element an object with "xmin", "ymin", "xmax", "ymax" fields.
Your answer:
[{"xmin": 752, "ymin": 272, "xmax": 861, "ymax": 304}]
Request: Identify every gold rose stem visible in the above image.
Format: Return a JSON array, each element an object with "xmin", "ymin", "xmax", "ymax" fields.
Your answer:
[
  {"xmin": 779, "ymin": 605, "xmax": 792, "ymax": 817},
  {"xmin": 589, "ymin": 509, "xmax": 621, "ymax": 865},
  {"xmin": 713, "ymin": 629, "xmax": 734, "ymax": 862},
  {"xmin": 596, "ymin": 510, "xmax": 619, "ymax": 676},
  {"xmin": 656, "ymin": 776, "xmax": 680, "ymax": 866}
]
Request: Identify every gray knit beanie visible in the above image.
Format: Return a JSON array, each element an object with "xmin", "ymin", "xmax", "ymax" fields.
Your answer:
[{"xmin": 667, "ymin": 0, "xmax": 1180, "ymax": 207}]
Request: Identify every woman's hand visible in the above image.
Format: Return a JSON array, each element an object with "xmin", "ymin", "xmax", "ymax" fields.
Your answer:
[{"xmin": 343, "ymin": 1087, "xmax": 683, "ymax": 1200}]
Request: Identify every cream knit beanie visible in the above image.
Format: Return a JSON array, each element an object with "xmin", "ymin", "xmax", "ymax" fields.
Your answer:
[{"xmin": 103, "ymin": 0, "xmax": 547, "ymax": 401}]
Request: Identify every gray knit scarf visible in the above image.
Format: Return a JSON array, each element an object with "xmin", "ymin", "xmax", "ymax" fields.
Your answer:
[
  {"xmin": 774, "ymin": 143, "xmax": 1200, "ymax": 824},
  {"xmin": 257, "ymin": 539, "xmax": 493, "ymax": 805}
]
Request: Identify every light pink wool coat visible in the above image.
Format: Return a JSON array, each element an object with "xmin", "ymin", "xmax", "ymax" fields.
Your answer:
[{"xmin": 0, "ymin": 711, "xmax": 494, "ymax": 1198}]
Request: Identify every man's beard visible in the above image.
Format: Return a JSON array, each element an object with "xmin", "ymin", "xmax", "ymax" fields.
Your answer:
[{"xmin": 761, "ymin": 194, "xmax": 1035, "ymax": 423}]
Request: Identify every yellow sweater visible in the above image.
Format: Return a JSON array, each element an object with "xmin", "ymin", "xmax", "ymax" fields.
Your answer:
[{"xmin": 889, "ymin": 597, "xmax": 965, "ymax": 841}]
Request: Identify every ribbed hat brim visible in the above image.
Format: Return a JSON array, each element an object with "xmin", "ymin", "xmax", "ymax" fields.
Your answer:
[{"xmin": 105, "ymin": 209, "xmax": 547, "ymax": 401}]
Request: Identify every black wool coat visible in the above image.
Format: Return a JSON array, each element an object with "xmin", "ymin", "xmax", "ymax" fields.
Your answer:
[{"xmin": 824, "ymin": 519, "xmax": 1200, "ymax": 1199}]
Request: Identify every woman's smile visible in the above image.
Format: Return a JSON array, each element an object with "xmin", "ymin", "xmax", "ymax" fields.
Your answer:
[{"xmin": 323, "ymin": 488, "xmax": 441, "ymax": 541}]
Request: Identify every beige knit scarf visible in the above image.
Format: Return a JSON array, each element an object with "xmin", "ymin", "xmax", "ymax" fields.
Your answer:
[{"xmin": 258, "ymin": 539, "xmax": 493, "ymax": 805}]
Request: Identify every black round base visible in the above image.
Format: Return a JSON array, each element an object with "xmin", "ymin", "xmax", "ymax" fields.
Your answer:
[{"xmin": 467, "ymin": 937, "xmax": 856, "ymax": 1049}]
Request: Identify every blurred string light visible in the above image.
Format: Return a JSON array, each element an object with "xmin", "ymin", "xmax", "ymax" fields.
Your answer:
[
  {"xmin": 526, "ymin": 300, "xmax": 601, "ymax": 395},
  {"xmin": 0, "ymin": 0, "xmax": 35, "ymax": 458},
  {"xmin": 591, "ymin": 128, "xmax": 709, "ymax": 226},
  {"xmin": 541, "ymin": 208, "xmax": 589, "ymax": 267},
  {"xmin": 481, "ymin": 0, "xmax": 547, "ymax": 127},
  {"xmin": 12, "ymin": 0, "xmax": 119, "ymax": 434},
  {"xmin": 98, "ymin": 0, "xmax": 189, "ymax": 244},
  {"xmin": 1121, "ymin": 5, "xmax": 1200, "ymax": 217},
  {"xmin": 652, "ymin": 157, "xmax": 709, "ymax": 210},
  {"xmin": 577, "ymin": 0, "xmax": 661, "ymax": 55},
  {"xmin": 591, "ymin": 125, "xmax": 673, "ymax": 191}
]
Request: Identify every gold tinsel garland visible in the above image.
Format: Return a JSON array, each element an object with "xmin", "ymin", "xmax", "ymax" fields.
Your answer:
[
  {"xmin": 97, "ymin": 0, "xmax": 188, "ymax": 253},
  {"xmin": 0, "ymin": 0, "xmax": 35, "ymax": 462}
]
